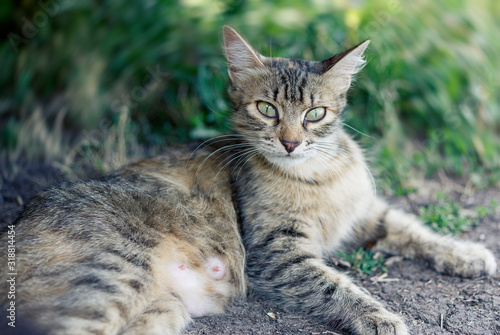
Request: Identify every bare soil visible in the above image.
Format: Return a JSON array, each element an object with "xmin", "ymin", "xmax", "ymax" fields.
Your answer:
[{"xmin": 1, "ymin": 159, "xmax": 499, "ymax": 335}]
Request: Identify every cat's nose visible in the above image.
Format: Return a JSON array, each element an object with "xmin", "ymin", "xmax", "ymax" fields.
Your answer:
[{"xmin": 280, "ymin": 139, "xmax": 301, "ymax": 153}]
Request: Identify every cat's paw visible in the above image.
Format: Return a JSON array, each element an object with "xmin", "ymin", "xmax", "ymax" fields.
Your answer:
[
  {"xmin": 353, "ymin": 308, "xmax": 408, "ymax": 335},
  {"xmin": 434, "ymin": 241, "xmax": 497, "ymax": 277}
]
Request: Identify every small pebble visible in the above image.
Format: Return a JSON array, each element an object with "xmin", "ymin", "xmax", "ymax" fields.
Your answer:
[{"xmin": 267, "ymin": 312, "xmax": 276, "ymax": 319}]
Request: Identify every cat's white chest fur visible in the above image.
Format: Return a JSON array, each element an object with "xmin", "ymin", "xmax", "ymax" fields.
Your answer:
[
  {"xmin": 315, "ymin": 177, "xmax": 373, "ymax": 251},
  {"xmin": 288, "ymin": 150, "xmax": 375, "ymax": 253}
]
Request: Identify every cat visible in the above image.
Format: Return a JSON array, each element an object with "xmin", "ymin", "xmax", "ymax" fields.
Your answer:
[
  {"xmin": 224, "ymin": 26, "xmax": 496, "ymax": 334},
  {"xmin": 0, "ymin": 25, "xmax": 497, "ymax": 335},
  {"xmin": 0, "ymin": 146, "xmax": 247, "ymax": 335}
]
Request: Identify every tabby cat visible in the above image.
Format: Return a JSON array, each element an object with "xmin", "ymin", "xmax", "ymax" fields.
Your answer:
[{"xmin": 1, "ymin": 26, "xmax": 496, "ymax": 335}]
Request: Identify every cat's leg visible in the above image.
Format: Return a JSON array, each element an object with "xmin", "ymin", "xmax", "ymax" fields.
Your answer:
[
  {"xmin": 356, "ymin": 198, "xmax": 497, "ymax": 277},
  {"xmin": 119, "ymin": 292, "xmax": 191, "ymax": 335},
  {"xmin": 17, "ymin": 288, "xmax": 142, "ymax": 335},
  {"xmin": 244, "ymin": 225, "xmax": 408, "ymax": 335}
]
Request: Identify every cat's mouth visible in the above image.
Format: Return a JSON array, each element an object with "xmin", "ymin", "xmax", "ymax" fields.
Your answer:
[
  {"xmin": 276, "ymin": 152, "xmax": 302, "ymax": 159},
  {"xmin": 284, "ymin": 153, "xmax": 305, "ymax": 160},
  {"xmin": 264, "ymin": 151, "xmax": 309, "ymax": 167}
]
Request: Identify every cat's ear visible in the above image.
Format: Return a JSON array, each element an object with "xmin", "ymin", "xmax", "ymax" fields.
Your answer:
[
  {"xmin": 223, "ymin": 26, "xmax": 265, "ymax": 82},
  {"xmin": 321, "ymin": 40, "xmax": 370, "ymax": 91}
]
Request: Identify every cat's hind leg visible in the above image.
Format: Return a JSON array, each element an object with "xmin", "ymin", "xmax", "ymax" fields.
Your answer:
[
  {"xmin": 356, "ymin": 198, "xmax": 497, "ymax": 277},
  {"xmin": 119, "ymin": 293, "xmax": 191, "ymax": 335}
]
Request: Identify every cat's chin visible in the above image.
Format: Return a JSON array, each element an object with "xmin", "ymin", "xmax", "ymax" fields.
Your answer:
[
  {"xmin": 261, "ymin": 152, "xmax": 335, "ymax": 181},
  {"xmin": 263, "ymin": 153, "xmax": 311, "ymax": 168}
]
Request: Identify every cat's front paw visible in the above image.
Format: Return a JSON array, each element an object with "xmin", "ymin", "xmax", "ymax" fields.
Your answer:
[
  {"xmin": 353, "ymin": 308, "xmax": 408, "ymax": 335},
  {"xmin": 433, "ymin": 241, "xmax": 497, "ymax": 277}
]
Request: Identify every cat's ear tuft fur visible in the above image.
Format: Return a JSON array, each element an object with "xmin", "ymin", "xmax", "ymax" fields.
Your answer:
[
  {"xmin": 321, "ymin": 40, "xmax": 370, "ymax": 91},
  {"xmin": 223, "ymin": 26, "xmax": 265, "ymax": 81}
]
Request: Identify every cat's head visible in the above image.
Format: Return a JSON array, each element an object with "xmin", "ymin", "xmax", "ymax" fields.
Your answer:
[{"xmin": 223, "ymin": 26, "xmax": 369, "ymax": 171}]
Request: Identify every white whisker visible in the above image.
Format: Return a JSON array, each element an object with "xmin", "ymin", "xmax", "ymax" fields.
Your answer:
[
  {"xmin": 208, "ymin": 147, "xmax": 258, "ymax": 194},
  {"xmin": 313, "ymin": 142, "xmax": 376, "ymax": 196},
  {"xmin": 194, "ymin": 143, "xmax": 250, "ymax": 182},
  {"xmin": 340, "ymin": 122, "xmax": 375, "ymax": 139},
  {"xmin": 312, "ymin": 148, "xmax": 348, "ymax": 186},
  {"xmin": 235, "ymin": 151, "xmax": 263, "ymax": 194},
  {"xmin": 236, "ymin": 151, "xmax": 261, "ymax": 181},
  {"xmin": 186, "ymin": 134, "xmax": 248, "ymax": 167}
]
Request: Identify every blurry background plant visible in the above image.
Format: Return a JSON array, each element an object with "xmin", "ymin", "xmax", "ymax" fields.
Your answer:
[{"xmin": 1, "ymin": 0, "xmax": 499, "ymax": 190}]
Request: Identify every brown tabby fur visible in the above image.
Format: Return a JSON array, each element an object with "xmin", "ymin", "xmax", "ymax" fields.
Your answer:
[
  {"xmin": 0, "ymin": 26, "xmax": 496, "ymax": 335},
  {"xmin": 0, "ymin": 145, "xmax": 246, "ymax": 334}
]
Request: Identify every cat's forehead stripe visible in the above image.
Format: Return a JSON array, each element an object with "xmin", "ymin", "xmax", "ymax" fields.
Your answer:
[
  {"xmin": 270, "ymin": 68, "xmax": 310, "ymax": 104},
  {"xmin": 273, "ymin": 88, "xmax": 279, "ymax": 102},
  {"xmin": 260, "ymin": 57, "xmax": 325, "ymax": 104},
  {"xmin": 265, "ymin": 58, "xmax": 321, "ymax": 74}
]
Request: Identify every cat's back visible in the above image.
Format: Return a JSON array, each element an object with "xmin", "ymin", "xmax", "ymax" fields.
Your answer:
[
  {"xmin": 1, "ymin": 142, "xmax": 241, "ymax": 269},
  {"xmin": 11, "ymin": 141, "xmax": 235, "ymax": 232}
]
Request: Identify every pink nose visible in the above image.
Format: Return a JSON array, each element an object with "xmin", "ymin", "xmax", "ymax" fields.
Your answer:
[{"xmin": 280, "ymin": 139, "xmax": 301, "ymax": 153}]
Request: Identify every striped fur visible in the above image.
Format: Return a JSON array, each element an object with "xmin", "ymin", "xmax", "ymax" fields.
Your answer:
[
  {"xmin": 224, "ymin": 26, "xmax": 496, "ymax": 335},
  {"xmin": 0, "ymin": 145, "xmax": 246, "ymax": 335}
]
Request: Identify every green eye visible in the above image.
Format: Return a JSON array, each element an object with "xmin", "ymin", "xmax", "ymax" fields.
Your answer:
[
  {"xmin": 305, "ymin": 107, "xmax": 326, "ymax": 122},
  {"xmin": 257, "ymin": 101, "xmax": 277, "ymax": 118}
]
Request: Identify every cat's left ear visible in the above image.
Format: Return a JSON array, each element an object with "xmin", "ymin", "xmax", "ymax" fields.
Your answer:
[
  {"xmin": 223, "ymin": 26, "xmax": 266, "ymax": 82},
  {"xmin": 321, "ymin": 40, "xmax": 370, "ymax": 92}
]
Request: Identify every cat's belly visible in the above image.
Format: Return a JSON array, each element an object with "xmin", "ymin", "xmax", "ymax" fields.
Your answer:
[
  {"xmin": 151, "ymin": 237, "xmax": 238, "ymax": 318},
  {"xmin": 164, "ymin": 257, "xmax": 229, "ymax": 317}
]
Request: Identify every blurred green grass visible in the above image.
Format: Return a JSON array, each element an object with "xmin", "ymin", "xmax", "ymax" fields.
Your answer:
[{"xmin": 1, "ymin": 0, "xmax": 499, "ymax": 189}]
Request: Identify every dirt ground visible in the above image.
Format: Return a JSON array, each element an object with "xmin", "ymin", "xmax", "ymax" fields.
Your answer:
[{"xmin": 1, "ymin": 159, "xmax": 499, "ymax": 335}]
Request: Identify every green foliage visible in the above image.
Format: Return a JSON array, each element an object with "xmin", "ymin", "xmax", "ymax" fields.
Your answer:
[
  {"xmin": 337, "ymin": 248, "xmax": 387, "ymax": 275},
  {"xmin": 475, "ymin": 199, "xmax": 498, "ymax": 217},
  {"xmin": 419, "ymin": 191, "xmax": 497, "ymax": 234},
  {"xmin": 1, "ymin": 0, "xmax": 499, "ymax": 181}
]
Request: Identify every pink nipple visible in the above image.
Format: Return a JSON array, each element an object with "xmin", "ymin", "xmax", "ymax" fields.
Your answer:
[{"xmin": 179, "ymin": 264, "xmax": 187, "ymax": 270}]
